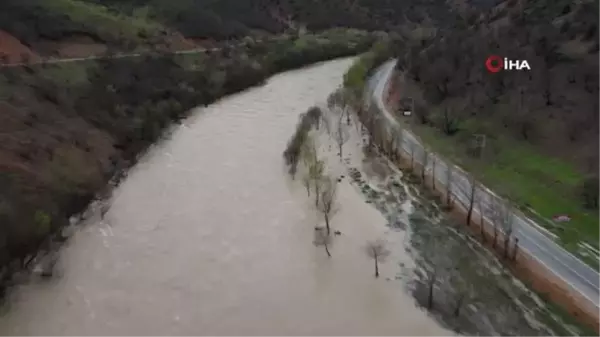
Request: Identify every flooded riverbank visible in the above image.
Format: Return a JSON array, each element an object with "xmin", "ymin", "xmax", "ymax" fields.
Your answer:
[{"xmin": 0, "ymin": 59, "xmax": 449, "ymax": 335}]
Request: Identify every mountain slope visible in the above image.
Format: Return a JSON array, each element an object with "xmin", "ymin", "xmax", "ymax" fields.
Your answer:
[{"xmin": 390, "ymin": 0, "xmax": 599, "ymax": 257}]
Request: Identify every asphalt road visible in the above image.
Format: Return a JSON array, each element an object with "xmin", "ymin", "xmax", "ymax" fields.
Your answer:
[{"xmin": 368, "ymin": 59, "xmax": 600, "ymax": 309}]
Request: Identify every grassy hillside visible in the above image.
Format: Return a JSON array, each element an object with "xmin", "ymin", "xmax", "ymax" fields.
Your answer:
[
  {"xmin": 390, "ymin": 0, "xmax": 599, "ymax": 264},
  {"xmin": 0, "ymin": 0, "xmax": 456, "ymax": 60},
  {"xmin": 0, "ymin": 0, "xmax": 169, "ymax": 55}
]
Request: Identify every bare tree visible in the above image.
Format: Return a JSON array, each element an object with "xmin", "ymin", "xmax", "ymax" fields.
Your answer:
[
  {"xmin": 390, "ymin": 135, "xmax": 398, "ymax": 160},
  {"xmin": 421, "ymin": 149, "xmax": 429, "ymax": 184},
  {"xmin": 408, "ymin": 140, "xmax": 417, "ymax": 170},
  {"xmin": 445, "ymin": 165, "xmax": 454, "ymax": 207},
  {"xmin": 333, "ymin": 109, "xmax": 349, "ymax": 161},
  {"xmin": 301, "ymin": 138, "xmax": 318, "ymax": 196},
  {"xmin": 364, "ymin": 113, "xmax": 379, "ymax": 152},
  {"xmin": 365, "ymin": 239, "xmax": 390, "ymax": 278},
  {"xmin": 424, "ymin": 265, "xmax": 438, "ymax": 309},
  {"xmin": 431, "ymin": 155, "xmax": 436, "ymax": 190},
  {"xmin": 392, "ymin": 128, "xmax": 403, "ymax": 160},
  {"xmin": 302, "ymin": 139, "xmax": 325, "ymax": 207},
  {"xmin": 301, "ymin": 171, "xmax": 311, "ymax": 196},
  {"xmin": 465, "ymin": 175, "xmax": 477, "ymax": 226},
  {"xmin": 100, "ymin": 203, "xmax": 110, "ymax": 220},
  {"xmin": 327, "ymin": 89, "xmax": 343, "ymax": 109},
  {"xmin": 477, "ymin": 196, "xmax": 486, "ymax": 242},
  {"xmin": 512, "ymin": 237, "xmax": 519, "ymax": 261},
  {"xmin": 502, "ymin": 213, "xmax": 515, "ymax": 259},
  {"xmin": 452, "ymin": 273, "xmax": 473, "ymax": 317},
  {"xmin": 310, "ymin": 161, "xmax": 325, "ymax": 207},
  {"xmin": 489, "ymin": 198, "xmax": 505, "ymax": 250},
  {"xmin": 317, "ymin": 177, "xmax": 338, "ymax": 236},
  {"xmin": 491, "ymin": 198, "xmax": 513, "ymax": 256},
  {"xmin": 314, "ymin": 228, "xmax": 332, "ymax": 257}
]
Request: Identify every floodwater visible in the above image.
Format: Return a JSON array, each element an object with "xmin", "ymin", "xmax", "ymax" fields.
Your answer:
[{"xmin": 0, "ymin": 59, "xmax": 450, "ymax": 335}]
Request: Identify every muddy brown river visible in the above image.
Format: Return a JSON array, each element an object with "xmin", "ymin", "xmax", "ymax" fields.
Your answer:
[{"xmin": 0, "ymin": 59, "xmax": 451, "ymax": 335}]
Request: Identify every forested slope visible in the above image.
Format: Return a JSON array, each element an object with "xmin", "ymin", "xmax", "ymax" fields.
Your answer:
[
  {"xmin": 391, "ymin": 0, "xmax": 599, "ymax": 255},
  {"xmin": 0, "ymin": 0, "xmax": 456, "ymax": 59}
]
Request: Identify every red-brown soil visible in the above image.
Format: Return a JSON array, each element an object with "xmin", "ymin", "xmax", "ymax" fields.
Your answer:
[
  {"xmin": 34, "ymin": 34, "xmax": 108, "ymax": 58},
  {"xmin": 0, "ymin": 30, "xmax": 41, "ymax": 63}
]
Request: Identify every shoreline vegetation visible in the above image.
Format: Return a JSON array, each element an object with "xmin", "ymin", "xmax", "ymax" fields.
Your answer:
[
  {"xmin": 340, "ymin": 49, "xmax": 598, "ymax": 334},
  {"xmin": 0, "ymin": 29, "xmax": 378, "ymax": 294}
]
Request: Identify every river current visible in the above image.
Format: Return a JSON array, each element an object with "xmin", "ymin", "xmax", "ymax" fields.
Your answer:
[{"xmin": 0, "ymin": 59, "xmax": 449, "ymax": 335}]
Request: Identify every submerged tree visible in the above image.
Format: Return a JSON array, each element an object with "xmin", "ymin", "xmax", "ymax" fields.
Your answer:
[
  {"xmin": 301, "ymin": 138, "xmax": 318, "ymax": 197},
  {"xmin": 311, "ymin": 164, "xmax": 326, "ymax": 207},
  {"xmin": 425, "ymin": 266, "xmax": 438, "ymax": 309},
  {"xmin": 317, "ymin": 177, "xmax": 338, "ymax": 236},
  {"xmin": 333, "ymin": 108, "xmax": 349, "ymax": 161},
  {"xmin": 301, "ymin": 171, "xmax": 311, "ymax": 196},
  {"xmin": 365, "ymin": 239, "xmax": 390, "ymax": 278},
  {"xmin": 301, "ymin": 139, "xmax": 325, "ymax": 207},
  {"xmin": 314, "ymin": 228, "xmax": 332, "ymax": 257}
]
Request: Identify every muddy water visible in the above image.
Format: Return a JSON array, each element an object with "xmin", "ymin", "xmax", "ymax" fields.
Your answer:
[{"xmin": 0, "ymin": 59, "xmax": 449, "ymax": 335}]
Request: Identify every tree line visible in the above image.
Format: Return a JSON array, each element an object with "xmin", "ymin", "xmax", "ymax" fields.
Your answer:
[{"xmin": 284, "ymin": 95, "xmax": 391, "ymax": 278}]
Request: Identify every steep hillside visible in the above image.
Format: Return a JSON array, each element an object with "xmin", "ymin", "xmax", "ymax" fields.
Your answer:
[
  {"xmin": 0, "ymin": 0, "xmax": 456, "ymax": 60},
  {"xmin": 391, "ymin": 0, "xmax": 599, "ymax": 257},
  {"xmin": 0, "ymin": 0, "xmax": 196, "ymax": 60}
]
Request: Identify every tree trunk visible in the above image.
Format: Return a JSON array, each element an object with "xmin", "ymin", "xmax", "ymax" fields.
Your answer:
[
  {"xmin": 338, "ymin": 143, "xmax": 343, "ymax": 161},
  {"xmin": 325, "ymin": 243, "xmax": 331, "ymax": 257},
  {"xmin": 374, "ymin": 256, "xmax": 379, "ymax": 278},
  {"xmin": 503, "ymin": 234, "xmax": 511, "ymax": 259},
  {"xmin": 480, "ymin": 210, "xmax": 486, "ymax": 242},
  {"xmin": 512, "ymin": 238, "xmax": 519, "ymax": 261},
  {"xmin": 467, "ymin": 181, "xmax": 475, "ymax": 226},
  {"xmin": 467, "ymin": 201, "xmax": 473, "ymax": 226},
  {"xmin": 454, "ymin": 294, "xmax": 465, "ymax": 317},
  {"xmin": 427, "ymin": 278, "xmax": 435, "ymax": 309},
  {"xmin": 324, "ymin": 214, "xmax": 331, "ymax": 236},
  {"xmin": 432, "ymin": 160, "xmax": 436, "ymax": 190}
]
